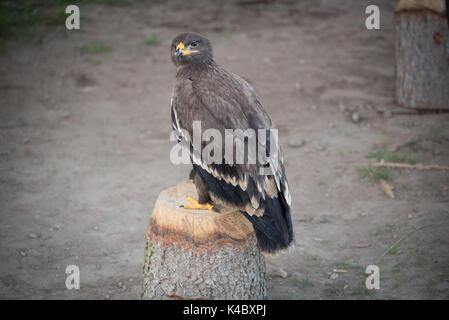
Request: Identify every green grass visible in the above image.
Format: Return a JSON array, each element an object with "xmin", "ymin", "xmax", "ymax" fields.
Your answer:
[
  {"xmin": 88, "ymin": 58, "xmax": 102, "ymax": 65},
  {"xmin": 350, "ymin": 285, "xmax": 376, "ymax": 298},
  {"xmin": 81, "ymin": 42, "xmax": 113, "ymax": 54},
  {"xmin": 324, "ymin": 280, "xmax": 346, "ymax": 298},
  {"xmin": 0, "ymin": 40, "xmax": 7, "ymax": 55},
  {"xmin": 366, "ymin": 149, "xmax": 417, "ymax": 164},
  {"xmin": 302, "ymin": 276, "xmax": 315, "ymax": 288},
  {"xmin": 143, "ymin": 34, "xmax": 159, "ymax": 46},
  {"xmin": 391, "ymin": 262, "xmax": 407, "ymax": 288},
  {"xmin": 335, "ymin": 262, "xmax": 364, "ymax": 272},
  {"xmin": 220, "ymin": 27, "xmax": 233, "ymax": 38},
  {"xmin": 357, "ymin": 164, "xmax": 391, "ymax": 181},
  {"xmin": 434, "ymin": 127, "xmax": 445, "ymax": 142},
  {"xmin": 0, "ymin": 0, "xmax": 132, "ymax": 39},
  {"xmin": 387, "ymin": 244, "xmax": 399, "ymax": 255}
]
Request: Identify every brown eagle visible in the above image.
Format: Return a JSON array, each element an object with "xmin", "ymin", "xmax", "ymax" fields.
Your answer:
[{"xmin": 170, "ymin": 32, "xmax": 293, "ymax": 253}]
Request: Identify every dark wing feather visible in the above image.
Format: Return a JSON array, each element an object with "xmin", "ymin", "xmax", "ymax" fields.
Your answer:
[{"xmin": 171, "ymin": 65, "xmax": 291, "ymax": 216}]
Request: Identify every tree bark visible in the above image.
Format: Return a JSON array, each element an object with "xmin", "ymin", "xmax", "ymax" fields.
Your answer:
[
  {"xmin": 395, "ymin": 6, "xmax": 449, "ymax": 109},
  {"xmin": 141, "ymin": 180, "xmax": 267, "ymax": 300}
]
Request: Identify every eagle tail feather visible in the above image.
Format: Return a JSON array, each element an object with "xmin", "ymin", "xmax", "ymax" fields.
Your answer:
[{"xmin": 242, "ymin": 194, "xmax": 293, "ymax": 254}]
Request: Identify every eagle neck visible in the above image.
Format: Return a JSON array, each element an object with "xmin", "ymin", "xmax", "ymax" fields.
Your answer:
[{"xmin": 176, "ymin": 60, "xmax": 217, "ymax": 80}]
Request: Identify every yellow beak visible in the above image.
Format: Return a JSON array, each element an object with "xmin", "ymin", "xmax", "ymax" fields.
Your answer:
[{"xmin": 175, "ymin": 42, "xmax": 199, "ymax": 61}]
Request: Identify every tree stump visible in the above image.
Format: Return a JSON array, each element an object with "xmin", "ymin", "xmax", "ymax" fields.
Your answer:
[
  {"xmin": 395, "ymin": 0, "xmax": 449, "ymax": 109},
  {"xmin": 141, "ymin": 180, "xmax": 267, "ymax": 300}
]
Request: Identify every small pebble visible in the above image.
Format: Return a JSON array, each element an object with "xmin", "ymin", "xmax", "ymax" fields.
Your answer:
[
  {"xmin": 271, "ymin": 268, "xmax": 288, "ymax": 278},
  {"xmin": 312, "ymin": 143, "xmax": 326, "ymax": 152},
  {"xmin": 288, "ymin": 137, "xmax": 305, "ymax": 149},
  {"xmin": 312, "ymin": 216, "xmax": 328, "ymax": 224},
  {"xmin": 351, "ymin": 112, "xmax": 360, "ymax": 123},
  {"xmin": 329, "ymin": 273, "xmax": 338, "ymax": 280}
]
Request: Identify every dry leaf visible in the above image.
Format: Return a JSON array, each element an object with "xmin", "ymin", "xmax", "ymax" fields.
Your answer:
[{"xmin": 379, "ymin": 179, "xmax": 394, "ymax": 199}]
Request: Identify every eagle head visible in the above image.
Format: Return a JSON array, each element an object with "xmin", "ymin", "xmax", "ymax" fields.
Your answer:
[{"xmin": 170, "ymin": 32, "xmax": 213, "ymax": 66}]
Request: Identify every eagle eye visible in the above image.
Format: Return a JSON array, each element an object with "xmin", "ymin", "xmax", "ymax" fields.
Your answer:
[{"xmin": 190, "ymin": 41, "xmax": 199, "ymax": 48}]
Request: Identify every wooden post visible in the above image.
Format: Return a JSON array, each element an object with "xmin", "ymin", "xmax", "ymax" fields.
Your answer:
[
  {"xmin": 141, "ymin": 180, "xmax": 267, "ymax": 300},
  {"xmin": 395, "ymin": 0, "xmax": 449, "ymax": 110}
]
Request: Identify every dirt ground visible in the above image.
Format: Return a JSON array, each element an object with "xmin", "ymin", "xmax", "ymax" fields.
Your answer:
[{"xmin": 0, "ymin": 0, "xmax": 448, "ymax": 300}]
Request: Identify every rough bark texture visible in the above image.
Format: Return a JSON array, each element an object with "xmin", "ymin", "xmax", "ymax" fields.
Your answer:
[
  {"xmin": 395, "ymin": 10, "xmax": 449, "ymax": 109},
  {"xmin": 141, "ymin": 181, "xmax": 267, "ymax": 300}
]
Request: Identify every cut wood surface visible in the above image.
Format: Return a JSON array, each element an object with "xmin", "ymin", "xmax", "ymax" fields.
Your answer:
[
  {"xmin": 142, "ymin": 180, "xmax": 267, "ymax": 300},
  {"xmin": 396, "ymin": 0, "xmax": 446, "ymax": 14}
]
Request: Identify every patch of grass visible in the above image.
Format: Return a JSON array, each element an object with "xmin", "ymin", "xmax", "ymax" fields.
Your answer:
[
  {"xmin": 387, "ymin": 243, "xmax": 399, "ymax": 255},
  {"xmin": 385, "ymin": 223, "xmax": 396, "ymax": 233},
  {"xmin": 220, "ymin": 27, "xmax": 233, "ymax": 38},
  {"xmin": 357, "ymin": 164, "xmax": 391, "ymax": 181},
  {"xmin": 88, "ymin": 58, "xmax": 102, "ymax": 65},
  {"xmin": 392, "ymin": 261, "xmax": 407, "ymax": 286},
  {"xmin": 291, "ymin": 276, "xmax": 300, "ymax": 287},
  {"xmin": 376, "ymin": 226, "xmax": 390, "ymax": 236},
  {"xmin": 336, "ymin": 262, "xmax": 364, "ymax": 272},
  {"xmin": 0, "ymin": 1, "xmax": 67, "ymax": 38},
  {"xmin": 426, "ymin": 278, "xmax": 438, "ymax": 289},
  {"xmin": 81, "ymin": 42, "xmax": 113, "ymax": 54},
  {"xmin": 0, "ymin": 40, "xmax": 6, "ymax": 55},
  {"xmin": 304, "ymin": 253, "xmax": 318, "ymax": 261},
  {"xmin": 350, "ymin": 285, "xmax": 375, "ymax": 298},
  {"xmin": 434, "ymin": 127, "xmax": 445, "ymax": 142},
  {"xmin": 143, "ymin": 34, "xmax": 159, "ymax": 46},
  {"xmin": 0, "ymin": 0, "xmax": 132, "ymax": 39},
  {"xmin": 302, "ymin": 276, "xmax": 315, "ymax": 288},
  {"xmin": 366, "ymin": 149, "xmax": 417, "ymax": 164},
  {"xmin": 324, "ymin": 280, "xmax": 346, "ymax": 298}
]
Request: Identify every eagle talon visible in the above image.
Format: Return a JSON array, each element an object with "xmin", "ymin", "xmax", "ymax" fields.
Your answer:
[{"xmin": 183, "ymin": 197, "xmax": 218, "ymax": 213}]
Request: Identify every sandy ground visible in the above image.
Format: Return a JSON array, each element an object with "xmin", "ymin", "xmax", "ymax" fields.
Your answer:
[{"xmin": 0, "ymin": 0, "xmax": 448, "ymax": 300}]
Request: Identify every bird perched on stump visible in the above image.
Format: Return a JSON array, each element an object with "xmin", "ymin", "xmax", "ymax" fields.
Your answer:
[{"xmin": 169, "ymin": 32, "xmax": 294, "ymax": 254}]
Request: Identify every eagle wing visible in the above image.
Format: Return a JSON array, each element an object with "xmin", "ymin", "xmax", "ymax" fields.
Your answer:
[{"xmin": 171, "ymin": 67, "xmax": 291, "ymax": 216}]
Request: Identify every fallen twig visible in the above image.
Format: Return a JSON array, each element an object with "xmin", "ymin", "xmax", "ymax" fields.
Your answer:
[{"xmin": 374, "ymin": 160, "xmax": 449, "ymax": 171}]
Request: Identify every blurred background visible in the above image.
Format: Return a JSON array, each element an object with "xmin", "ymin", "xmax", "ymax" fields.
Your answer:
[{"xmin": 0, "ymin": 0, "xmax": 448, "ymax": 299}]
